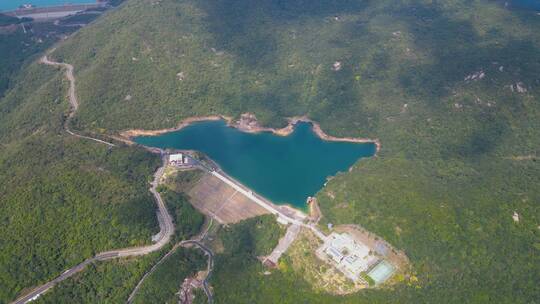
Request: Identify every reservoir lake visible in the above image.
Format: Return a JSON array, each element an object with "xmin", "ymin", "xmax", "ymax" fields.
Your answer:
[
  {"xmin": 0, "ymin": 0, "xmax": 95, "ymax": 12},
  {"xmin": 135, "ymin": 120, "xmax": 376, "ymax": 209}
]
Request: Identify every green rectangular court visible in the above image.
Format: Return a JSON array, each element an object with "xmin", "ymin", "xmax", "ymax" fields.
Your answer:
[{"xmin": 368, "ymin": 260, "xmax": 396, "ymax": 284}]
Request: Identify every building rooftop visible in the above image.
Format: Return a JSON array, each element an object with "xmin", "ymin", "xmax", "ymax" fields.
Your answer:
[
  {"xmin": 318, "ymin": 232, "xmax": 378, "ymax": 281},
  {"xmin": 169, "ymin": 153, "xmax": 184, "ymax": 162}
]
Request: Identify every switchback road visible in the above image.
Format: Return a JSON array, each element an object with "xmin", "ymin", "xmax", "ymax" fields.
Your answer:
[
  {"xmin": 15, "ymin": 51, "xmax": 325, "ymax": 304},
  {"xmin": 11, "ymin": 54, "xmax": 174, "ymax": 304}
]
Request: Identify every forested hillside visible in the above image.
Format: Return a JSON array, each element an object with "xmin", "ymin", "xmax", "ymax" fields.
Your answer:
[
  {"xmin": 0, "ymin": 55, "xmax": 161, "ymax": 302},
  {"xmin": 1, "ymin": 0, "xmax": 539, "ymax": 303},
  {"xmin": 0, "ymin": 22, "xmax": 75, "ymax": 97}
]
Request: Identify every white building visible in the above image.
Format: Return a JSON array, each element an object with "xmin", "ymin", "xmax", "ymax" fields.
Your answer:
[
  {"xmin": 169, "ymin": 153, "xmax": 186, "ymax": 166},
  {"xmin": 318, "ymin": 233, "xmax": 378, "ymax": 281}
]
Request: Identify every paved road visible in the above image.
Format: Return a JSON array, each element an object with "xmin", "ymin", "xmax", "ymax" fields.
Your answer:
[
  {"xmin": 209, "ymin": 170, "xmax": 327, "ymax": 241},
  {"xmin": 40, "ymin": 53, "xmax": 115, "ymax": 147},
  {"xmin": 126, "ymin": 240, "xmax": 214, "ymax": 304},
  {"xmin": 16, "ymin": 54, "xmax": 325, "ymax": 303},
  {"xmin": 181, "ymin": 240, "xmax": 214, "ymax": 303},
  {"xmin": 11, "ymin": 258, "xmax": 96, "ymax": 303},
  {"xmin": 11, "ymin": 156, "xmax": 173, "ymax": 304},
  {"xmin": 180, "ymin": 240, "xmax": 214, "ymax": 304},
  {"xmin": 101, "ymin": 155, "xmax": 174, "ymax": 258},
  {"xmin": 12, "ymin": 56, "xmax": 173, "ymax": 304},
  {"xmin": 127, "ymin": 220, "xmax": 215, "ymax": 304},
  {"xmin": 266, "ymin": 224, "xmax": 301, "ymax": 265}
]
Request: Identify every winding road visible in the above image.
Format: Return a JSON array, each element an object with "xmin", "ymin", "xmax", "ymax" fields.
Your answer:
[
  {"xmin": 40, "ymin": 52, "xmax": 115, "ymax": 147},
  {"xmin": 11, "ymin": 155, "xmax": 174, "ymax": 304},
  {"xmin": 127, "ymin": 219, "xmax": 215, "ymax": 304},
  {"xmin": 14, "ymin": 49, "xmax": 323, "ymax": 304},
  {"xmin": 125, "ymin": 240, "xmax": 214, "ymax": 304},
  {"xmin": 11, "ymin": 53, "xmax": 175, "ymax": 304},
  {"xmin": 180, "ymin": 240, "xmax": 214, "ymax": 304}
]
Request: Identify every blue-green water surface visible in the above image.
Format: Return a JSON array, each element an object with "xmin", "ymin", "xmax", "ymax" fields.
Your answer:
[
  {"xmin": 135, "ymin": 121, "xmax": 375, "ymax": 208},
  {"xmin": 0, "ymin": 0, "xmax": 95, "ymax": 12}
]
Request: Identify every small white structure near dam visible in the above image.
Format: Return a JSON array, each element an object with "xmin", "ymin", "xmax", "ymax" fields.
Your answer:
[
  {"xmin": 316, "ymin": 232, "xmax": 378, "ymax": 282},
  {"xmin": 168, "ymin": 153, "xmax": 188, "ymax": 166}
]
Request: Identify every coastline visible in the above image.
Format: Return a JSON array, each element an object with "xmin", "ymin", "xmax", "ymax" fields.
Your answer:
[{"xmin": 118, "ymin": 113, "xmax": 381, "ymax": 154}]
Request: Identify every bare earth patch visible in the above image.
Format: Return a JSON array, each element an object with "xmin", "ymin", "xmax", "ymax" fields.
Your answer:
[{"xmin": 187, "ymin": 173, "xmax": 269, "ymax": 224}]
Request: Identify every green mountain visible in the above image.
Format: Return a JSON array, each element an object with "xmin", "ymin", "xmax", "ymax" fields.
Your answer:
[{"xmin": 0, "ymin": 0, "xmax": 538, "ymax": 303}]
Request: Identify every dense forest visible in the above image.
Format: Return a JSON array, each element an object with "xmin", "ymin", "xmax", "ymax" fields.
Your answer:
[
  {"xmin": 0, "ymin": 0, "xmax": 539, "ymax": 303},
  {"xmin": 31, "ymin": 168, "xmax": 208, "ymax": 303},
  {"xmin": 131, "ymin": 247, "xmax": 206, "ymax": 304},
  {"xmin": 35, "ymin": 255, "xmax": 158, "ymax": 304},
  {"xmin": 0, "ymin": 47, "xmax": 161, "ymax": 303},
  {"xmin": 159, "ymin": 188, "xmax": 205, "ymax": 242}
]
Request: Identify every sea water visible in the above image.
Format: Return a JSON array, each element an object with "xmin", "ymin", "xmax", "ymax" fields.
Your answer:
[{"xmin": 0, "ymin": 0, "xmax": 95, "ymax": 12}]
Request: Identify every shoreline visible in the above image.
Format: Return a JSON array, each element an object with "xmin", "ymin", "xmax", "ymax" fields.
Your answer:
[
  {"xmin": 116, "ymin": 113, "xmax": 378, "ymax": 215},
  {"xmin": 118, "ymin": 113, "xmax": 381, "ymax": 154},
  {"xmin": 119, "ymin": 115, "xmax": 230, "ymax": 138}
]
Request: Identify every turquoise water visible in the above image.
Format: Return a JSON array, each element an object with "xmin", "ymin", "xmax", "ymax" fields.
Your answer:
[
  {"xmin": 0, "ymin": 0, "xmax": 95, "ymax": 12},
  {"xmin": 135, "ymin": 121, "xmax": 376, "ymax": 208}
]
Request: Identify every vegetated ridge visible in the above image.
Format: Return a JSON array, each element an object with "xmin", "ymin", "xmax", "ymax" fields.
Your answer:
[
  {"xmin": 11, "ymin": 53, "xmax": 217, "ymax": 304},
  {"xmin": 0, "ymin": 0, "xmax": 539, "ymax": 303}
]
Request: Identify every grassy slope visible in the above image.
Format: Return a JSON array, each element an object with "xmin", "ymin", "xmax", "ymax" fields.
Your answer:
[{"xmin": 1, "ymin": 0, "xmax": 539, "ymax": 303}]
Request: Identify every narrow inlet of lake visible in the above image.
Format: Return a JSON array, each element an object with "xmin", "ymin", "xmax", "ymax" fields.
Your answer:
[{"xmin": 134, "ymin": 120, "xmax": 376, "ymax": 209}]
